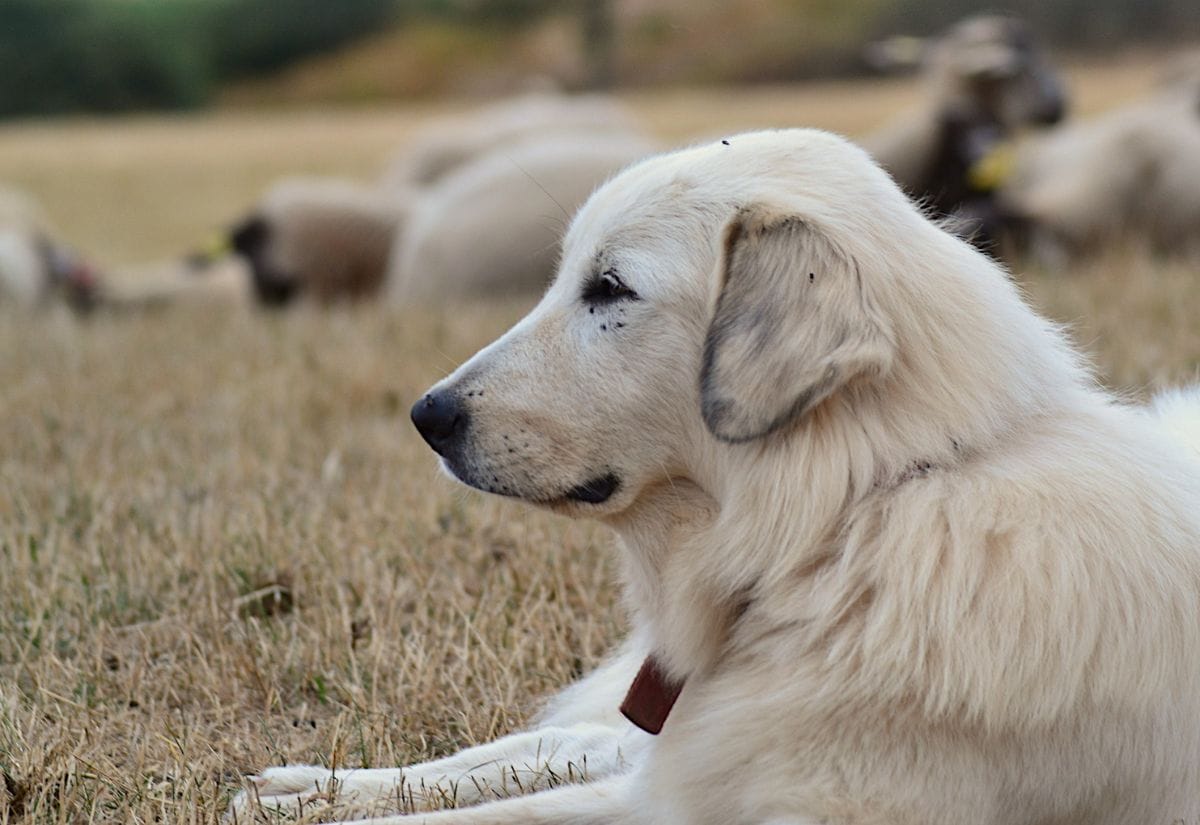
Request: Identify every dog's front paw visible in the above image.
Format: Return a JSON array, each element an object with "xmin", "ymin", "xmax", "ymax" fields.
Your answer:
[{"xmin": 225, "ymin": 765, "xmax": 334, "ymax": 822}]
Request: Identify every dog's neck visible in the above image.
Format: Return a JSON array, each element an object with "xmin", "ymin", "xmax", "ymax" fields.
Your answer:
[
  {"xmin": 603, "ymin": 402, "xmax": 968, "ymax": 686},
  {"xmin": 605, "ymin": 437, "xmax": 856, "ymax": 684},
  {"xmin": 606, "ymin": 272, "xmax": 1089, "ymax": 687},
  {"xmin": 606, "ymin": 478, "xmax": 733, "ymax": 681}
]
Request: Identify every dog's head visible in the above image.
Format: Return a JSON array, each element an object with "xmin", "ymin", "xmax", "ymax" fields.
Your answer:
[{"xmin": 412, "ymin": 130, "xmax": 917, "ymax": 516}]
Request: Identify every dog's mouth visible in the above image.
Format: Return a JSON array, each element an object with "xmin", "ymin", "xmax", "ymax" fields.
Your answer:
[
  {"xmin": 440, "ymin": 459, "xmax": 621, "ymax": 507},
  {"xmin": 562, "ymin": 473, "xmax": 620, "ymax": 505}
]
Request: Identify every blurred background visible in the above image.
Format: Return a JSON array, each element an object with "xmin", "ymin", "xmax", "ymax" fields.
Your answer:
[
  {"xmin": 2, "ymin": 0, "xmax": 1198, "ymax": 272},
  {"xmin": 3, "ymin": 3, "xmax": 1200, "ymax": 822},
  {"xmin": 1, "ymin": 0, "xmax": 1198, "ymax": 117}
]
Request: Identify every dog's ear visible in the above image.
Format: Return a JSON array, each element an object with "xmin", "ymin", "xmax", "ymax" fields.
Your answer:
[{"xmin": 700, "ymin": 206, "xmax": 894, "ymax": 443}]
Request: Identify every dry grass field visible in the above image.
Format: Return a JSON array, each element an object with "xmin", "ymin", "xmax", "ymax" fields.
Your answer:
[{"xmin": 1, "ymin": 61, "xmax": 1199, "ymax": 823}]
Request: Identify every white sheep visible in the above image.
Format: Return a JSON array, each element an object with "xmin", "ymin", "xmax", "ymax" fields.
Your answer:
[
  {"xmin": 0, "ymin": 186, "xmax": 97, "ymax": 311},
  {"xmin": 219, "ymin": 95, "xmax": 648, "ymax": 308},
  {"xmin": 1000, "ymin": 53, "xmax": 1200, "ymax": 263},
  {"xmin": 98, "ymin": 255, "xmax": 251, "ymax": 311},
  {"xmin": 387, "ymin": 131, "xmax": 658, "ymax": 304},
  {"xmin": 861, "ymin": 15, "xmax": 1066, "ymax": 222},
  {"xmin": 381, "ymin": 90, "xmax": 639, "ymax": 189},
  {"xmin": 0, "ymin": 187, "xmax": 50, "ymax": 307},
  {"xmin": 1161, "ymin": 49, "xmax": 1200, "ymax": 103},
  {"xmin": 227, "ymin": 177, "xmax": 413, "ymax": 307}
]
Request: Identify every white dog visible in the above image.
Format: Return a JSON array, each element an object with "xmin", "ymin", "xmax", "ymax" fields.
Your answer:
[{"xmin": 233, "ymin": 130, "xmax": 1200, "ymax": 825}]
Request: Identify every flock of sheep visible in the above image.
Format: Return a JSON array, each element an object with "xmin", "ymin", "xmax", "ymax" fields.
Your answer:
[{"xmin": 2, "ymin": 15, "xmax": 1199, "ymax": 314}]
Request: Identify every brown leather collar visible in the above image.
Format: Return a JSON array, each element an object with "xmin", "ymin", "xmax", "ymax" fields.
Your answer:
[{"xmin": 620, "ymin": 656, "xmax": 686, "ymax": 735}]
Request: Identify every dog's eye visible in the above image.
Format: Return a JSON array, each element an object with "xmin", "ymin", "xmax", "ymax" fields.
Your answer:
[{"xmin": 582, "ymin": 270, "xmax": 638, "ymax": 305}]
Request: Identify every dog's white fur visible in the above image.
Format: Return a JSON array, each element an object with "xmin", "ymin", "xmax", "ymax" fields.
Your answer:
[{"xmin": 232, "ymin": 129, "xmax": 1200, "ymax": 824}]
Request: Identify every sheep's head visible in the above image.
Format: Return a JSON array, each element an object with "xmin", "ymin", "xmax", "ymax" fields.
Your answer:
[
  {"xmin": 932, "ymin": 16, "xmax": 1066, "ymax": 130},
  {"xmin": 228, "ymin": 213, "xmax": 299, "ymax": 308},
  {"xmin": 867, "ymin": 16, "xmax": 1066, "ymax": 132},
  {"xmin": 40, "ymin": 237, "xmax": 101, "ymax": 313},
  {"xmin": 228, "ymin": 178, "xmax": 409, "ymax": 309}
]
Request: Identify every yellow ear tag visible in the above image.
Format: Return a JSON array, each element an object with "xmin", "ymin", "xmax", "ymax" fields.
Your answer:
[
  {"xmin": 202, "ymin": 233, "xmax": 232, "ymax": 261},
  {"xmin": 968, "ymin": 142, "xmax": 1017, "ymax": 193}
]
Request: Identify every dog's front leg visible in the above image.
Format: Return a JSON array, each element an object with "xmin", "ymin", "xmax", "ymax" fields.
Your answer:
[
  {"xmin": 229, "ymin": 722, "xmax": 646, "ymax": 819},
  {"xmin": 335, "ymin": 773, "xmax": 640, "ymax": 825}
]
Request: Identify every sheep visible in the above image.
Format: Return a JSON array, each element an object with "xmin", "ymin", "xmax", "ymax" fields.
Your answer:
[
  {"xmin": 0, "ymin": 186, "xmax": 98, "ymax": 312},
  {"xmin": 226, "ymin": 177, "xmax": 413, "ymax": 307},
  {"xmin": 0, "ymin": 187, "xmax": 53, "ymax": 307},
  {"xmin": 221, "ymin": 95, "xmax": 647, "ymax": 309},
  {"xmin": 381, "ymin": 90, "xmax": 640, "ymax": 189},
  {"xmin": 386, "ymin": 131, "xmax": 658, "ymax": 304},
  {"xmin": 998, "ymin": 53, "xmax": 1200, "ymax": 264},
  {"xmin": 1161, "ymin": 49, "xmax": 1200, "ymax": 108},
  {"xmin": 96, "ymin": 255, "xmax": 250, "ymax": 311},
  {"xmin": 0, "ymin": 230, "xmax": 46, "ymax": 309},
  {"xmin": 860, "ymin": 15, "xmax": 1066, "ymax": 232}
]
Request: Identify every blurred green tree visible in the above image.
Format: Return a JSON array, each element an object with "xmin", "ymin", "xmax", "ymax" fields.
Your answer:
[
  {"xmin": 0, "ymin": 0, "xmax": 405, "ymax": 117},
  {"xmin": 0, "ymin": 0, "xmax": 211, "ymax": 117},
  {"xmin": 1, "ymin": 0, "xmax": 1198, "ymax": 118},
  {"xmin": 436, "ymin": 0, "xmax": 557, "ymax": 26},
  {"xmin": 213, "ymin": 0, "xmax": 402, "ymax": 78}
]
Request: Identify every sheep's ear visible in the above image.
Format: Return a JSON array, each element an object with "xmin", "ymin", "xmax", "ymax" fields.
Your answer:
[
  {"xmin": 961, "ymin": 43, "xmax": 1021, "ymax": 79},
  {"xmin": 700, "ymin": 207, "xmax": 893, "ymax": 443},
  {"xmin": 862, "ymin": 36, "xmax": 927, "ymax": 74}
]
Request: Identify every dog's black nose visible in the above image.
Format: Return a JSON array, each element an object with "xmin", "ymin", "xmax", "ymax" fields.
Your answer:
[{"xmin": 411, "ymin": 390, "xmax": 467, "ymax": 455}]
